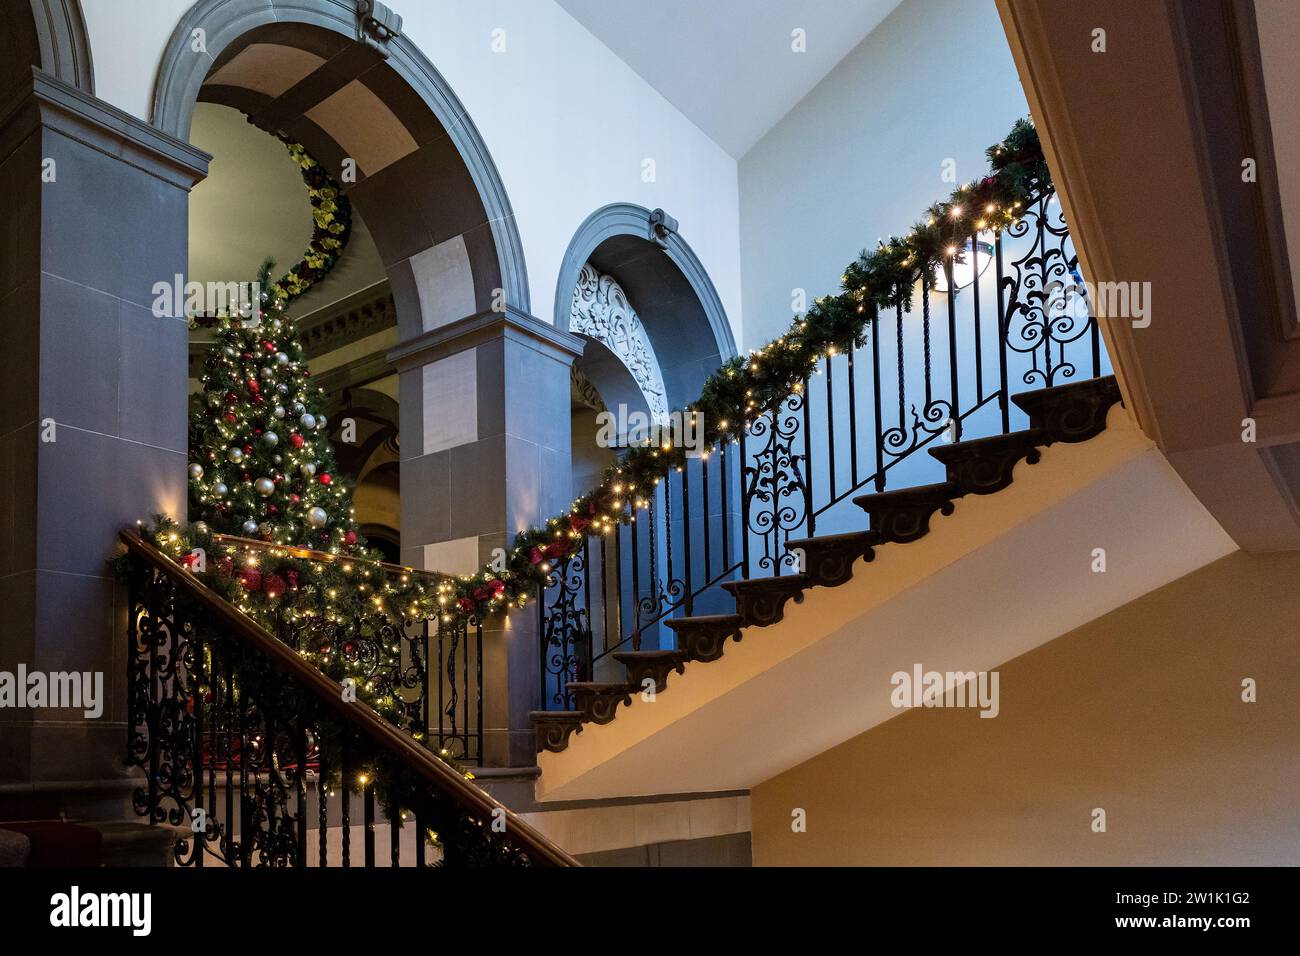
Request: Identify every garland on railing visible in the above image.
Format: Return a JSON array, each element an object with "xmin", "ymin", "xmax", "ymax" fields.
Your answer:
[
  {"xmin": 120, "ymin": 516, "xmax": 469, "ymax": 728},
  {"xmin": 266, "ymin": 131, "xmax": 352, "ymax": 308},
  {"xmin": 443, "ymin": 117, "xmax": 1051, "ymax": 618},
  {"xmin": 149, "ymin": 119, "xmax": 1048, "ymax": 631}
]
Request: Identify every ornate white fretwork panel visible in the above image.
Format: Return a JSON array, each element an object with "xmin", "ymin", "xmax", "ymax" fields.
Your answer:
[{"xmin": 569, "ymin": 263, "xmax": 670, "ymax": 424}]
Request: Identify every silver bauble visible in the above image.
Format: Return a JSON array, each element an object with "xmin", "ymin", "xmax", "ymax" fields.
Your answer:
[
  {"xmin": 277, "ymin": 383, "xmax": 289, "ymax": 394},
  {"xmin": 273, "ymin": 455, "xmax": 282, "ymax": 465},
  {"xmin": 306, "ymin": 506, "xmax": 328, "ymax": 528},
  {"xmin": 194, "ymin": 521, "xmax": 209, "ymax": 536},
  {"xmin": 261, "ymin": 431, "xmax": 279, "ymax": 448},
  {"xmin": 301, "ymin": 462, "xmax": 317, "ymax": 478},
  {"xmin": 226, "ymin": 446, "xmax": 244, "ymax": 464},
  {"xmin": 241, "ymin": 520, "xmax": 259, "ymax": 536},
  {"xmin": 259, "ymin": 366, "xmax": 275, "ymax": 380},
  {"xmin": 293, "ymin": 402, "xmax": 306, "ymax": 415},
  {"xmin": 188, "ymin": 463, "xmax": 204, "ymax": 480},
  {"xmin": 212, "ymin": 482, "xmax": 228, "ymax": 497},
  {"xmin": 254, "ymin": 477, "xmax": 275, "ymax": 497},
  {"xmin": 272, "ymin": 405, "xmax": 286, "ymax": 419},
  {"xmin": 318, "ymin": 414, "xmax": 327, "ymax": 428},
  {"xmin": 275, "ymin": 352, "xmax": 289, "ymax": 366},
  {"xmin": 299, "ymin": 413, "xmax": 317, "ymax": 430}
]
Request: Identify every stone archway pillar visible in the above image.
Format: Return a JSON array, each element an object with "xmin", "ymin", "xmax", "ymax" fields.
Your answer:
[
  {"xmin": 0, "ymin": 71, "xmax": 208, "ymax": 795},
  {"xmin": 388, "ymin": 308, "xmax": 583, "ymax": 767}
]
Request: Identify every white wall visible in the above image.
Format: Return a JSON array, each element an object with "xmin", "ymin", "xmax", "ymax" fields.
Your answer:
[
  {"xmin": 737, "ymin": 0, "xmax": 1030, "ymax": 349},
  {"xmin": 78, "ymin": 0, "xmax": 742, "ymax": 342}
]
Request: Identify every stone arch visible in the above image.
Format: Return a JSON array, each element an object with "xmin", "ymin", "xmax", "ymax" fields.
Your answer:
[
  {"xmin": 556, "ymin": 203, "xmax": 736, "ymax": 410},
  {"xmin": 150, "ymin": 0, "xmax": 529, "ymax": 320},
  {"xmin": 569, "ymin": 264, "xmax": 670, "ymax": 424},
  {"xmin": 3, "ymin": 0, "xmax": 94, "ymax": 92}
]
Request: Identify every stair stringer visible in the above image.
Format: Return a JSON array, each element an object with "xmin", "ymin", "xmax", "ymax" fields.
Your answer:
[{"xmin": 535, "ymin": 405, "xmax": 1236, "ymax": 802}]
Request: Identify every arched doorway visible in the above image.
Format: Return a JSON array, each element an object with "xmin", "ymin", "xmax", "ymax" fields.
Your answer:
[
  {"xmin": 551, "ymin": 206, "xmax": 739, "ymax": 679},
  {"xmin": 151, "ymin": 0, "xmax": 573, "ymax": 768},
  {"xmin": 153, "ymin": 0, "xmax": 529, "ymax": 328},
  {"xmin": 556, "ymin": 203, "xmax": 735, "ymax": 407}
]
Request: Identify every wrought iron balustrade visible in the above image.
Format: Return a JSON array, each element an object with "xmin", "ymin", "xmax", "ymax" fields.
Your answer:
[
  {"xmin": 539, "ymin": 186, "xmax": 1111, "ymax": 709},
  {"xmin": 211, "ymin": 534, "xmax": 484, "ymax": 766},
  {"xmin": 122, "ymin": 530, "xmax": 574, "ymax": 867}
]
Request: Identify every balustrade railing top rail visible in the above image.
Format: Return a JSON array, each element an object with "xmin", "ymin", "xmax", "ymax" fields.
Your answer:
[{"xmin": 122, "ymin": 529, "xmax": 576, "ymax": 867}]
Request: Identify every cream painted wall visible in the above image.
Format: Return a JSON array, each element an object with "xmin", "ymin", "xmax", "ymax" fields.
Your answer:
[
  {"xmin": 79, "ymin": 0, "xmax": 743, "ymax": 343},
  {"xmin": 738, "ymin": 0, "xmax": 1030, "ymax": 347},
  {"xmin": 750, "ymin": 549, "xmax": 1300, "ymax": 866}
]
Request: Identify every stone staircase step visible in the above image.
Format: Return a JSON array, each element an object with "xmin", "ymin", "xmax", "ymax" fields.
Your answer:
[
  {"xmin": 531, "ymin": 375, "xmax": 1125, "ymax": 755},
  {"xmin": 721, "ymin": 574, "xmax": 809, "ymax": 627},
  {"xmin": 663, "ymin": 614, "xmax": 745, "ymax": 662},
  {"xmin": 614, "ymin": 650, "xmax": 689, "ymax": 694},
  {"xmin": 928, "ymin": 428, "xmax": 1044, "ymax": 495},
  {"xmin": 565, "ymin": 682, "xmax": 633, "ymax": 725},
  {"xmin": 786, "ymin": 530, "xmax": 879, "ymax": 587},
  {"xmin": 1011, "ymin": 374, "xmax": 1122, "ymax": 444},
  {"xmin": 531, "ymin": 711, "xmax": 584, "ymax": 754},
  {"xmin": 852, "ymin": 481, "xmax": 963, "ymax": 543}
]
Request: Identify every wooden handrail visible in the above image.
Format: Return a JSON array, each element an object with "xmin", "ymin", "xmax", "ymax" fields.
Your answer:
[{"xmin": 120, "ymin": 529, "xmax": 578, "ymax": 867}]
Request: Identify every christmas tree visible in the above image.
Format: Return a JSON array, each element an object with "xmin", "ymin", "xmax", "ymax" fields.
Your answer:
[
  {"xmin": 187, "ymin": 273, "xmax": 360, "ymax": 553},
  {"xmin": 188, "ymin": 132, "xmax": 358, "ymax": 552}
]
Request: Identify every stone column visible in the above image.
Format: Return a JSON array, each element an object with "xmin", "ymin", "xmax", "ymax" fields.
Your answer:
[
  {"xmin": 0, "ymin": 70, "xmax": 207, "ymax": 798},
  {"xmin": 389, "ymin": 307, "xmax": 582, "ymax": 768}
]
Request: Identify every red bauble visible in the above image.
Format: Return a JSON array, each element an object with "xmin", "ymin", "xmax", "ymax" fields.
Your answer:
[
  {"xmin": 290, "ymin": 433, "xmax": 304, "ymax": 448},
  {"xmin": 318, "ymin": 473, "xmax": 332, "ymax": 485},
  {"xmin": 225, "ymin": 392, "xmax": 237, "ymax": 404},
  {"xmin": 242, "ymin": 443, "xmax": 254, "ymax": 454},
  {"xmin": 224, "ymin": 413, "xmax": 237, "ymax": 423},
  {"xmin": 239, "ymin": 568, "xmax": 262, "ymax": 591},
  {"xmin": 290, "ymin": 494, "xmax": 300, "ymax": 503},
  {"xmin": 343, "ymin": 531, "xmax": 357, "ymax": 546},
  {"xmin": 262, "ymin": 573, "xmax": 286, "ymax": 599}
]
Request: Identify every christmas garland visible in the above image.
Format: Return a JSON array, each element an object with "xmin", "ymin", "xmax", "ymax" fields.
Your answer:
[
  {"xmin": 266, "ymin": 130, "xmax": 352, "ymax": 308},
  {"xmin": 124, "ymin": 515, "xmax": 499, "ymax": 779},
  {"xmin": 156, "ymin": 119, "xmax": 1048, "ymax": 631},
  {"xmin": 444, "ymin": 118, "xmax": 1052, "ymax": 619}
]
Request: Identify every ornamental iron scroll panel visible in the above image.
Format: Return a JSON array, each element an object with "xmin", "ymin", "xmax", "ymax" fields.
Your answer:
[
  {"xmin": 537, "ymin": 186, "xmax": 1111, "ymax": 708},
  {"xmin": 570, "ymin": 263, "xmax": 671, "ymax": 425},
  {"xmin": 123, "ymin": 544, "xmax": 529, "ymax": 868}
]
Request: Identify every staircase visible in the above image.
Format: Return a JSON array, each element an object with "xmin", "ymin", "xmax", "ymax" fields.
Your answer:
[
  {"xmin": 118, "ymin": 530, "xmax": 576, "ymax": 867},
  {"xmin": 531, "ymin": 376, "xmax": 1122, "ymax": 754}
]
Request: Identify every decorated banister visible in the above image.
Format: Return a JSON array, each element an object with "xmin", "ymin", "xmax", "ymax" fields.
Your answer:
[{"xmin": 121, "ymin": 529, "xmax": 576, "ymax": 867}]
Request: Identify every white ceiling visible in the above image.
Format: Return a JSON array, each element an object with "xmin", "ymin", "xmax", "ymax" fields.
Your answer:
[{"xmin": 555, "ymin": 0, "xmax": 904, "ymax": 158}]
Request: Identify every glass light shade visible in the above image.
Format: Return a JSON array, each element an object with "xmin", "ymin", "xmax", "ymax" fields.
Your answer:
[{"xmin": 934, "ymin": 233, "xmax": 995, "ymax": 292}]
